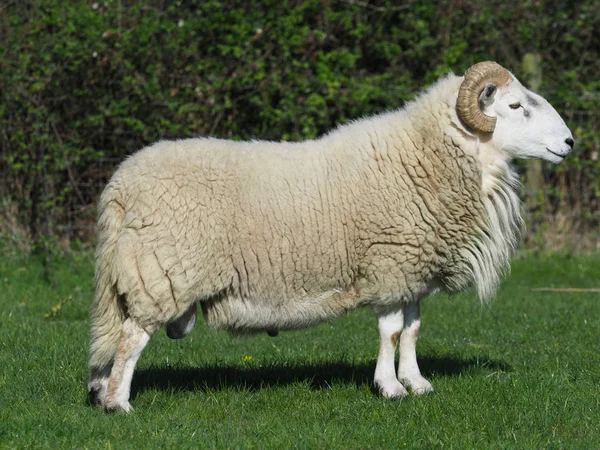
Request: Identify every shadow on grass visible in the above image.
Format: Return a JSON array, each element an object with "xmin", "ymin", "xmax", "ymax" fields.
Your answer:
[{"xmin": 131, "ymin": 355, "xmax": 510, "ymax": 398}]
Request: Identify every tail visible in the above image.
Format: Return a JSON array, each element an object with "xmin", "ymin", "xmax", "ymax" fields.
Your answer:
[{"xmin": 88, "ymin": 185, "xmax": 126, "ymax": 372}]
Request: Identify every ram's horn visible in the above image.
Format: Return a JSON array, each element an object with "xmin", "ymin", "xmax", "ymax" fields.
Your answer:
[{"xmin": 456, "ymin": 61, "xmax": 511, "ymax": 133}]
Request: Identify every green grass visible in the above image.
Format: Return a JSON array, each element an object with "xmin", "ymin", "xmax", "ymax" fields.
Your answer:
[{"xmin": 1, "ymin": 249, "xmax": 599, "ymax": 449}]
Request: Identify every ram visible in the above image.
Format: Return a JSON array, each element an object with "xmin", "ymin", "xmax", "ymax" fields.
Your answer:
[{"xmin": 88, "ymin": 62, "xmax": 573, "ymax": 412}]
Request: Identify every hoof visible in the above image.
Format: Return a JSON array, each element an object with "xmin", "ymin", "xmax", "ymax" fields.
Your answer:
[
  {"xmin": 375, "ymin": 379, "xmax": 409, "ymax": 398},
  {"xmin": 105, "ymin": 400, "xmax": 133, "ymax": 413},
  {"xmin": 87, "ymin": 380, "xmax": 108, "ymax": 407},
  {"xmin": 399, "ymin": 375, "xmax": 434, "ymax": 395},
  {"xmin": 88, "ymin": 387, "xmax": 104, "ymax": 406}
]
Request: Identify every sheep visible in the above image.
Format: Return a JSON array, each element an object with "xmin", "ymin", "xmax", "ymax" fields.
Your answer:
[{"xmin": 87, "ymin": 61, "xmax": 574, "ymax": 412}]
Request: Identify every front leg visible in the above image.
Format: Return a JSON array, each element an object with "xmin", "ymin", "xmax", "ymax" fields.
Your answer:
[
  {"xmin": 373, "ymin": 307, "xmax": 408, "ymax": 398},
  {"xmin": 398, "ymin": 301, "xmax": 434, "ymax": 395}
]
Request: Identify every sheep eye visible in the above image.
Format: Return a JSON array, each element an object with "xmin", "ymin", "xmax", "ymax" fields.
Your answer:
[{"xmin": 509, "ymin": 103, "xmax": 521, "ymax": 109}]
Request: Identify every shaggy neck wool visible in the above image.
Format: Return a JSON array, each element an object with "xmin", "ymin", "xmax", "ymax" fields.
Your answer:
[{"xmin": 461, "ymin": 159, "xmax": 523, "ymax": 301}]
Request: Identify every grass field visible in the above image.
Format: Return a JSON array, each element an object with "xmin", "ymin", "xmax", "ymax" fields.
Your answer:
[{"xmin": 0, "ymin": 248, "xmax": 599, "ymax": 449}]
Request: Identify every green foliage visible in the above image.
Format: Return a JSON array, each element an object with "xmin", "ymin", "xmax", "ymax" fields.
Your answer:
[
  {"xmin": 1, "ymin": 251, "xmax": 600, "ymax": 447},
  {"xmin": 0, "ymin": 0, "xmax": 599, "ymax": 243}
]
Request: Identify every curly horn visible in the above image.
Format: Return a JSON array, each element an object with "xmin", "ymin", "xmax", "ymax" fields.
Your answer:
[{"xmin": 456, "ymin": 61, "xmax": 512, "ymax": 133}]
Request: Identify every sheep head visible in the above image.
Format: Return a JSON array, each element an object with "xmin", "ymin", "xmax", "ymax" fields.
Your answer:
[{"xmin": 456, "ymin": 61, "xmax": 574, "ymax": 164}]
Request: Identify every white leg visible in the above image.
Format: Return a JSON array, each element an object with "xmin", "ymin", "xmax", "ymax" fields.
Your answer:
[
  {"xmin": 88, "ymin": 364, "xmax": 112, "ymax": 406},
  {"xmin": 104, "ymin": 319, "xmax": 151, "ymax": 412},
  {"xmin": 373, "ymin": 307, "xmax": 408, "ymax": 398},
  {"xmin": 398, "ymin": 301, "xmax": 433, "ymax": 395}
]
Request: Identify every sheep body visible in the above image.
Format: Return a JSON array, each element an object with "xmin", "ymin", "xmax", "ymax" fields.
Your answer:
[
  {"xmin": 89, "ymin": 65, "xmax": 573, "ymax": 411},
  {"xmin": 96, "ymin": 76, "xmax": 489, "ymax": 336}
]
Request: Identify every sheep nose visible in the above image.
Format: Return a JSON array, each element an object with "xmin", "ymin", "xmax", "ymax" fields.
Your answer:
[{"xmin": 565, "ymin": 138, "xmax": 574, "ymax": 149}]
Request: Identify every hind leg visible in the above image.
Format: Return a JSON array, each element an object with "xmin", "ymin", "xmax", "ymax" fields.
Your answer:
[
  {"xmin": 166, "ymin": 302, "xmax": 197, "ymax": 339},
  {"xmin": 104, "ymin": 318, "xmax": 152, "ymax": 412},
  {"xmin": 88, "ymin": 364, "xmax": 113, "ymax": 406},
  {"xmin": 88, "ymin": 311, "xmax": 123, "ymax": 407}
]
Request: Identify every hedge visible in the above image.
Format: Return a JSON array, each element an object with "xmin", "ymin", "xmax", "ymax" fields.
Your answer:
[{"xmin": 1, "ymin": 0, "xmax": 598, "ymax": 247}]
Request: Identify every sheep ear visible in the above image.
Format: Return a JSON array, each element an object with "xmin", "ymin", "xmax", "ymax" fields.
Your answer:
[{"xmin": 478, "ymin": 83, "xmax": 497, "ymax": 109}]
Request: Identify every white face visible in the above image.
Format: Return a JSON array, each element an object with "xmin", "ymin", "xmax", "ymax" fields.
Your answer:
[{"xmin": 480, "ymin": 78, "xmax": 574, "ymax": 163}]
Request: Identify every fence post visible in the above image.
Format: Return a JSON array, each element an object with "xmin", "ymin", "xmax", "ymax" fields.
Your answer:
[{"xmin": 522, "ymin": 53, "xmax": 544, "ymax": 226}]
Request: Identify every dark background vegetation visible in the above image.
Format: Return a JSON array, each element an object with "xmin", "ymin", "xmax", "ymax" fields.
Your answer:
[{"xmin": 1, "ymin": 0, "xmax": 599, "ymax": 249}]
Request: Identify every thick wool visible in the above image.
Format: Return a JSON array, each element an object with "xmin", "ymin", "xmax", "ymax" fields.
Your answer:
[{"xmin": 88, "ymin": 74, "xmax": 522, "ymax": 371}]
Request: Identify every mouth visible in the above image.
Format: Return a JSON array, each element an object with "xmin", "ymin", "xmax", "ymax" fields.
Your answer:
[{"xmin": 546, "ymin": 148, "xmax": 565, "ymax": 159}]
